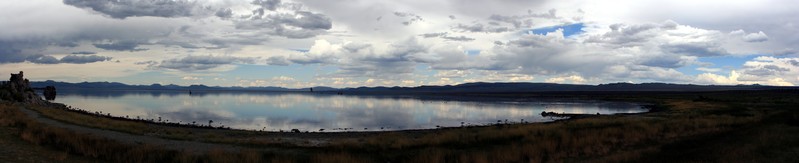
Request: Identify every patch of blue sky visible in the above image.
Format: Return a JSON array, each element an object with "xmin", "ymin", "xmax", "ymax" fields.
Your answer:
[
  {"xmin": 677, "ymin": 65, "xmax": 704, "ymax": 76},
  {"xmin": 529, "ymin": 23, "xmax": 584, "ymax": 37},
  {"xmin": 416, "ymin": 64, "xmax": 436, "ymax": 77},
  {"xmin": 677, "ymin": 55, "xmax": 763, "ymax": 76},
  {"xmin": 465, "ymin": 50, "xmax": 480, "ymax": 55},
  {"xmin": 698, "ymin": 55, "xmax": 761, "ymax": 70}
]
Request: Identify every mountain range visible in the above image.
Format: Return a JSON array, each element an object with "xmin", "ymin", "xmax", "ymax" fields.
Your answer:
[{"xmin": 30, "ymin": 80, "xmax": 797, "ymax": 93}]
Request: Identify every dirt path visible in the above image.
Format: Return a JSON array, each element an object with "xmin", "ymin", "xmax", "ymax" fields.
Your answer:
[{"xmin": 19, "ymin": 106, "xmax": 244, "ymax": 153}]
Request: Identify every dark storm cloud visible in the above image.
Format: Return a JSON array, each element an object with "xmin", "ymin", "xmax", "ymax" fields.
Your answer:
[
  {"xmin": 147, "ymin": 55, "xmax": 258, "ymax": 71},
  {"xmin": 93, "ymin": 41, "xmax": 149, "ymax": 52},
  {"xmin": 63, "ymin": 0, "xmax": 211, "ymax": 19}
]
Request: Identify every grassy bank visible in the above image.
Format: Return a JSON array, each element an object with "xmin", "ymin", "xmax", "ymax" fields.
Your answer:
[{"xmin": 2, "ymin": 90, "xmax": 799, "ymax": 162}]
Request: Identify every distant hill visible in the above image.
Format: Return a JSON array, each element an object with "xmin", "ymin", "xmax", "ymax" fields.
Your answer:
[
  {"xmin": 30, "ymin": 80, "xmax": 338, "ymax": 92},
  {"xmin": 30, "ymin": 80, "xmax": 796, "ymax": 93},
  {"xmin": 339, "ymin": 82, "xmax": 795, "ymax": 93}
]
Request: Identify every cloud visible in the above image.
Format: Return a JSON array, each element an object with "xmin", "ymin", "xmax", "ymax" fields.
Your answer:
[
  {"xmin": 484, "ymin": 9, "xmax": 558, "ymax": 29},
  {"xmin": 440, "ymin": 35, "xmax": 475, "ymax": 41},
  {"xmin": 70, "ymin": 51, "xmax": 97, "ymax": 55},
  {"xmin": 12, "ymin": 54, "xmax": 112, "ymax": 65},
  {"xmin": 545, "ymin": 75, "xmax": 586, "ymax": 84},
  {"xmin": 93, "ymin": 41, "xmax": 149, "ymax": 51},
  {"xmin": 63, "ymin": 0, "xmax": 213, "ymax": 19},
  {"xmin": 696, "ymin": 67, "xmax": 722, "ymax": 72},
  {"xmin": 26, "ymin": 55, "xmax": 61, "ymax": 64},
  {"xmin": 453, "ymin": 23, "xmax": 511, "ymax": 33},
  {"xmin": 743, "ymin": 31, "xmax": 769, "ymax": 42},
  {"xmin": 419, "ymin": 32, "xmax": 447, "ymax": 38},
  {"xmin": 146, "ymin": 55, "xmax": 259, "ymax": 71},
  {"xmin": 60, "ymin": 54, "xmax": 113, "ymax": 64},
  {"xmin": 182, "ymin": 76, "xmax": 201, "ymax": 80},
  {"xmin": 232, "ymin": 0, "xmax": 333, "ymax": 39},
  {"xmin": 434, "ymin": 70, "xmax": 470, "ymax": 78},
  {"xmin": 393, "ymin": 11, "xmax": 423, "ymax": 25},
  {"xmin": 273, "ymin": 38, "xmax": 429, "ymax": 79},
  {"xmin": 252, "ymin": 0, "xmax": 281, "ymax": 11},
  {"xmin": 418, "ymin": 32, "xmax": 475, "ymax": 41}
]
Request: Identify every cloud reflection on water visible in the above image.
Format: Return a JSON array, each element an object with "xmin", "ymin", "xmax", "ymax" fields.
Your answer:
[{"xmin": 56, "ymin": 90, "xmax": 645, "ymax": 131}]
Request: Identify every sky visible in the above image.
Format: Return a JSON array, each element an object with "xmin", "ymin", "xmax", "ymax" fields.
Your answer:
[{"xmin": 1, "ymin": 0, "xmax": 798, "ymax": 88}]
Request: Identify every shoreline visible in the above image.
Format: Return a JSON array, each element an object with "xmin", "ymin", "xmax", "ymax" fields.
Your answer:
[{"xmin": 42, "ymin": 91, "xmax": 656, "ymax": 134}]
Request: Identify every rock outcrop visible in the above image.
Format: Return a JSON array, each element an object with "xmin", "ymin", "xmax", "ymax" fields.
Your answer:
[{"xmin": 1, "ymin": 71, "xmax": 46, "ymax": 104}]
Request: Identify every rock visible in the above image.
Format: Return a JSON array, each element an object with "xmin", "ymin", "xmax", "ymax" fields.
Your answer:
[
  {"xmin": 44, "ymin": 86, "xmax": 56, "ymax": 101},
  {"xmin": 3, "ymin": 71, "xmax": 46, "ymax": 104}
]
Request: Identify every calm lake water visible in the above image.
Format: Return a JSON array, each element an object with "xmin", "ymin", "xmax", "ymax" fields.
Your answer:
[{"xmin": 52, "ymin": 90, "xmax": 646, "ymax": 132}]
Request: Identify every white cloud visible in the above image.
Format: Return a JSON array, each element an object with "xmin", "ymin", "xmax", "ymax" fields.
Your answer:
[
  {"xmin": 182, "ymin": 76, "xmax": 201, "ymax": 80},
  {"xmin": 546, "ymin": 75, "xmax": 586, "ymax": 84}
]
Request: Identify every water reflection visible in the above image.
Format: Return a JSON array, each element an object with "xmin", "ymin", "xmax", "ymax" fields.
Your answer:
[{"xmin": 54, "ymin": 90, "xmax": 645, "ymax": 132}]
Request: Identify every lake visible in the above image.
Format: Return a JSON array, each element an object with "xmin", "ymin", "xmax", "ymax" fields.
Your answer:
[{"xmin": 52, "ymin": 90, "xmax": 646, "ymax": 132}]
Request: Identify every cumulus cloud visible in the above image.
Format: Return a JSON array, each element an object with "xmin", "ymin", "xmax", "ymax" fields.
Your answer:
[
  {"xmin": 234, "ymin": 1, "xmax": 332, "ymax": 39},
  {"xmin": 743, "ymin": 31, "xmax": 769, "ymax": 42},
  {"xmin": 270, "ymin": 38, "xmax": 429, "ymax": 79},
  {"xmin": 730, "ymin": 30, "xmax": 769, "ymax": 42}
]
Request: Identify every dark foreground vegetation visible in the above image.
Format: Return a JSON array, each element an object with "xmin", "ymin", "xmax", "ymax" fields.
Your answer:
[{"xmin": 1, "ymin": 90, "xmax": 797, "ymax": 162}]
